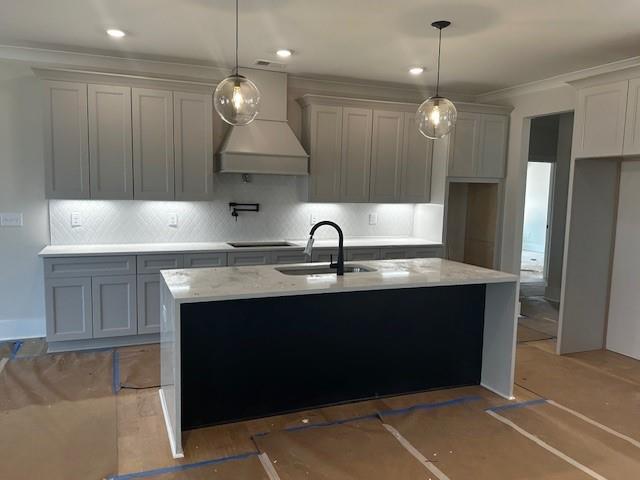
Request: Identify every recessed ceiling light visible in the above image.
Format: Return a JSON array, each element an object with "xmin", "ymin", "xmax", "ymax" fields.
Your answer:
[
  {"xmin": 106, "ymin": 29, "xmax": 126, "ymax": 38},
  {"xmin": 276, "ymin": 49, "xmax": 293, "ymax": 58},
  {"xmin": 409, "ymin": 66, "xmax": 425, "ymax": 75}
]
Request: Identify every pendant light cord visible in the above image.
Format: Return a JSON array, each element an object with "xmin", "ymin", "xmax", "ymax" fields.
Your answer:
[
  {"xmin": 435, "ymin": 27, "xmax": 442, "ymax": 97},
  {"xmin": 235, "ymin": 0, "xmax": 239, "ymax": 75}
]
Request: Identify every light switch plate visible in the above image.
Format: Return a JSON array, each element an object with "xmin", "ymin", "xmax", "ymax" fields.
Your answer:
[
  {"xmin": 0, "ymin": 213, "xmax": 23, "ymax": 227},
  {"xmin": 71, "ymin": 212, "xmax": 82, "ymax": 227},
  {"xmin": 368, "ymin": 213, "xmax": 378, "ymax": 225},
  {"xmin": 168, "ymin": 213, "xmax": 178, "ymax": 228}
]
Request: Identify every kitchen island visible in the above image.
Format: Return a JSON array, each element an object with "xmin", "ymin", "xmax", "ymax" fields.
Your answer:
[{"xmin": 159, "ymin": 258, "xmax": 519, "ymax": 458}]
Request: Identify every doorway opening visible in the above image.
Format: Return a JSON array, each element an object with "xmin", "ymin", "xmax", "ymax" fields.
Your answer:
[{"xmin": 517, "ymin": 112, "xmax": 573, "ymax": 344}]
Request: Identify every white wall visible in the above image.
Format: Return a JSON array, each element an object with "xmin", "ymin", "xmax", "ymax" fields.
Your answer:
[
  {"xmin": 490, "ymin": 85, "xmax": 576, "ymax": 274},
  {"xmin": 0, "ymin": 61, "xmax": 49, "ymax": 340},
  {"xmin": 607, "ymin": 160, "xmax": 640, "ymax": 360}
]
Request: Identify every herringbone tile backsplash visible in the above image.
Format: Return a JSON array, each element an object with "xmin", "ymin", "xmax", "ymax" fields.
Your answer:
[{"xmin": 49, "ymin": 175, "xmax": 436, "ymax": 245}]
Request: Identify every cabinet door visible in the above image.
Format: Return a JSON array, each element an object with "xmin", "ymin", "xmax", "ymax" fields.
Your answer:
[
  {"xmin": 88, "ymin": 84, "xmax": 133, "ymax": 199},
  {"xmin": 370, "ymin": 110, "xmax": 404, "ymax": 202},
  {"xmin": 340, "ymin": 107, "xmax": 372, "ymax": 202},
  {"xmin": 132, "ymin": 88, "xmax": 174, "ymax": 200},
  {"xmin": 307, "ymin": 105, "xmax": 342, "ymax": 201},
  {"xmin": 448, "ymin": 111, "xmax": 481, "ymax": 177},
  {"xmin": 477, "ymin": 114, "xmax": 508, "ymax": 178},
  {"xmin": 45, "ymin": 277, "xmax": 93, "ymax": 341},
  {"xmin": 346, "ymin": 248, "xmax": 380, "ymax": 261},
  {"xmin": 174, "ymin": 92, "xmax": 214, "ymax": 200},
  {"xmin": 623, "ymin": 78, "xmax": 640, "ymax": 156},
  {"xmin": 574, "ymin": 81, "xmax": 628, "ymax": 158},
  {"xmin": 92, "ymin": 275, "xmax": 137, "ymax": 338},
  {"xmin": 137, "ymin": 274, "xmax": 161, "ymax": 335},
  {"xmin": 43, "ymin": 81, "xmax": 90, "ymax": 199},
  {"xmin": 400, "ymin": 112, "xmax": 433, "ymax": 202},
  {"xmin": 228, "ymin": 252, "xmax": 273, "ymax": 266}
]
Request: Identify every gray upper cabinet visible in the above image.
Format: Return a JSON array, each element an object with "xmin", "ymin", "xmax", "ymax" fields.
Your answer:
[
  {"xmin": 340, "ymin": 107, "xmax": 372, "ymax": 202},
  {"xmin": 174, "ymin": 92, "xmax": 214, "ymax": 201},
  {"xmin": 623, "ymin": 78, "xmax": 640, "ymax": 156},
  {"xmin": 305, "ymin": 104, "xmax": 343, "ymax": 201},
  {"xmin": 45, "ymin": 277, "xmax": 93, "ymax": 341},
  {"xmin": 132, "ymin": 88, "xmax": 174, "ymax": 200},
  {"xmin": 574, "ymin": 81, "xmax": 628, "ymax": 158},
  {"xmin": 88, "ymin": 84, "xmax": 133, "ymax": 199},
  {"xmin": 400, "ymin": 112, "xmax": 433, "ymax": 202},
  {"xmin": 447, "ymin": 111, "xmax": 508, "ymax": 179},
  {"xmin": 43, "ymin": 81, "xmax": 90, "ymax": 199},
  {"xmin": 477, "ymin": 114, "xmax": 509, "ymax": 178},
  {"xmin": 369, "ymin": 109, "xmax": 404, "ymax": 202},
  {"xmin": 92, "ymin": 274, "xmax": 137, "ymax": 338},
  {"xmin": 448, "ymin": 111, "xmax": 481, "ymax": 177}
]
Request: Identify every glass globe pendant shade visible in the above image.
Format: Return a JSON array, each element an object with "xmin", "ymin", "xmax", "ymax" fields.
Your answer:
[
  {"xmin": 416, "ymin": 96, "xmax": 457, "ymax": 139},
  {"xmin": 214, "ymin": 74, "xmax": 261, "ymax": 126}
]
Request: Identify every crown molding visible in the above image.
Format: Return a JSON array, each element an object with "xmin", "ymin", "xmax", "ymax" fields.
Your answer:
[{"xmin": 476, "ymin": 55, "xmax": 640, "ymax": 103}]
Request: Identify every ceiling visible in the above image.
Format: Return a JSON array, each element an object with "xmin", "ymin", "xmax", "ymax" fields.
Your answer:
[{"xmin": 1, "ymin": 0, "xmax": 639, "ymax": 95}]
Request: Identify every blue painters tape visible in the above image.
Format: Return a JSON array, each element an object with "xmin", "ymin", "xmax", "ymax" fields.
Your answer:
[
  {"xmin": 106, "ymin": 451, "xmax": 260, "ymax": 480},
  {"xmin": 253, "ymin": 395, "xmax": 482, "ymax": 439},
  {"xmin": 486, "ymin": 398, "xmax": 547, "ymax": 413},
  {"xmin": 379, "ymin": 395, "xmax": 483, "ymax": 417},
  {"xmin": 112, "ymin": 350, "xmax": 121, "ymax": 394},
  {"xmin": 9, "ymin": 340, "xmax": 23, "ymax": 360}
]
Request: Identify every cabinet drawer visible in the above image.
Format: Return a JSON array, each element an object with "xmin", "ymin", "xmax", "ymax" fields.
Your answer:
[
  {"xmin": 380, "ymin": 248, "xmax": 411, "ymax": 260},
  {"xmin": 312, "ymin": 249, "xmax": 339, "ymax": 263},
  {"xmin": 228, "ymin": 252, "xmax": 273, "ymax": 266},
  {"xmin": 346, "ymin": 248, "xmax": 380, "ymax": 261},
  {"xmin": 137, "ymin": 254, "xmax": 184, "ymax": 274},
  {"xmin": 184, "ymin": 253, "xmax": 227, "ymax": 268},
  {"xmin": 409, "ymin": 246, "xmax": 443, "ymax": 258},
  {"xmin": 272, "ymin": 251, "xmax": 308, "ymax": 264},
  {"xmin": 44, "ymin": 256, "xmax": 136, "ymax": 278}
]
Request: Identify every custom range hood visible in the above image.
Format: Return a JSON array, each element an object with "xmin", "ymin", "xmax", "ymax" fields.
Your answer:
[{"xmin": 216, "ymin": 68, "xmax": 309, "ymax": 175}]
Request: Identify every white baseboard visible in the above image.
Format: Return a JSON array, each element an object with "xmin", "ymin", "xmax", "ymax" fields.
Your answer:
[{"xmin": 0, "ymin": 318, "xmax": 45, "ymax": 341}]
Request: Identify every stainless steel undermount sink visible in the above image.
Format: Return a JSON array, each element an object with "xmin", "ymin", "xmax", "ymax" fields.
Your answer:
[
  {"xmin": 276, "ymin": 264, "xmax": 376, "ymax": 276},
  {"xmin": 228, "ymin": 241, "xmax": 295, "ymax": 248}
]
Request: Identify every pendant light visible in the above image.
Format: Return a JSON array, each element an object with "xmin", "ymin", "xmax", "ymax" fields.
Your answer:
[
  {"xmin": 214, "ymin": 0, "xmax": 260, "ymax": 125},
  {"xmin": 416, "ymin": 20, "xmax": 457, "ymax": 139}
]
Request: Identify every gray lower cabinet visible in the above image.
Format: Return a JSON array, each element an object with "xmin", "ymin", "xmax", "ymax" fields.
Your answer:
[
  {"xmin": 184, "ymin": 253, "xmax": 227, "ymax": 268},
  {"xmin": 380, "ymin": 246, "xmax": 443, "ymax": 259},
  {"xmin": 45, "ymin": 277, "xmax": 93, "ymax": 341},
  {"xmin": 137, "ymin": 254, "xmax": 183, "ymax": 274},
  {"xmin": 137, "ymin": 274, "xmax": 161, "ymax": 335},
  {"xmin": 312, "ymin": 249, "xmax": 339, "ymax": 263},
  {"xmin": 92, "ymin": 275, "xmax": 137, "ymax": 338},
  {"xmin": 228, "ymin": 252, "xmax": 273, "ymax": 266},
  {"xmin": 380, "ymin": 248, "xmax": 411, "ymax": 260},
  {"xmin": 346, "ymin": 248, "xmax": 380, "ymax": 261},
  {"xmin": 272, "ymin": 251, "xmax": 309, "ymax": 264}
]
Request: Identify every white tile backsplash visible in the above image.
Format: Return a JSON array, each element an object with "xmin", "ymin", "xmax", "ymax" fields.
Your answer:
[{"xmin": 49, "ymin": 175, "xmax": 433, "ymax": 245}]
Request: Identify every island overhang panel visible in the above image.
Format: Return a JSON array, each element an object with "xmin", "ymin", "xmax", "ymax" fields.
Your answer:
[{"xmin": 159, "ymin": 258, "xmax": 518, "ymax": 458}]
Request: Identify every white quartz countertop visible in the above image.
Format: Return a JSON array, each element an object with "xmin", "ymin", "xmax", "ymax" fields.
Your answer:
[
  {"xmin": 161, "ymin": 258, "xmax": 518, "ymax": 304},
  {"xmin": 38, "ymin": 238, "xmax": 443, "ymax": 257}
]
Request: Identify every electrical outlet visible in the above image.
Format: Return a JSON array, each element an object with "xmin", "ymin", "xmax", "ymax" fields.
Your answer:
[
  {"xmin": 310, "ymin": 213, "xmax": 318, "ymax": 225},
  {"xmin": 368, "ymin": 213, "xmax": 378, "ymax": 225},
  {"xmin": 71, "ymin": 212, "xmax": 82, "ymax": 227},
  {"xmin": 168, "ymin": 213, "xmax": 178, "ymax": 228},
  {"xmin": 0, "ymin": 213, "xmax": 23, "ymax": 227}
]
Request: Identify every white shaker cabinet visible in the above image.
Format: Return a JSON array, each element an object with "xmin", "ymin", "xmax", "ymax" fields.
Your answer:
[
  {"xmin": 43, "ymin": 81, "xmax": 90, "ymax": 199},
  {"xmin": 88, "ymin": 84, "xmax": 134, "ymax": 199},
  {"xmin": 340, "ymin": 107, "xmax": 372, "ymax": 202},
  {"xmin": 304, "ymin": 104, "xmax": 343, "ymax": 201},
  {"xmin": 574, "ymin": 81, "xmax": 628, "ymax": 158},
  {"xmin": 174, "ymin": 92, "xmax": 214, "ymax": 200},
  {"xmin": 369, "ymin": 109, "xmax": 404, "ymax": 202},
  {"xmin": 132, "ymin": 88, "xmax": 174, "ymax": 200},
  {"xmin": 448, "ymin": 112, "xmax": 481, "ymax": 178},
  {"xmin": 400, "ymin": 112, "xmax": 433, "ymax": 202},
  {"xmin": 623, "ymin": 78, "xmax": 640, "ymax": 156},
  {"xmin": 478, "ymin": 114, "xmax": 509, "ymax": 178}
]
